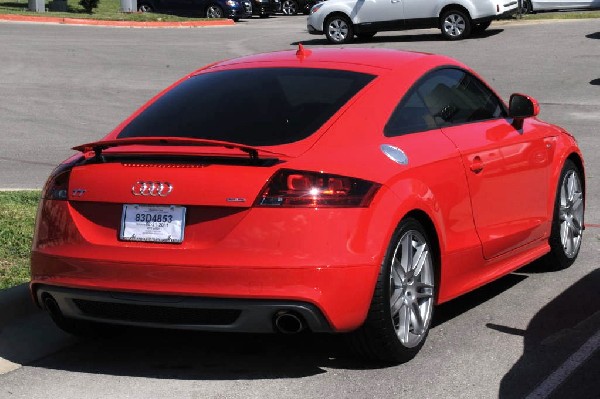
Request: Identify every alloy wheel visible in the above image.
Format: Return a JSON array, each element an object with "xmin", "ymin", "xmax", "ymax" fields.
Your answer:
[
  {"xmin": 206, "ymin": 5, "xmax": 224, "ymax": 18},
  {"xmin": 281, "ymin": 0, "xmax": 298, "ymax": 15},
  {"xmin": 559, "ymin": 170, "xmax": 584, "ymax": 258},
  {"xmin": 327, "ymin": 18, "xmax": 349, "ymax": 43},
  {"xmin": 389, "ymin": 229, "xmax": 435, "ymax": 348},
  {"xmin": 443, "ymin": 13, "xmax": 466, "ymax": 38}
]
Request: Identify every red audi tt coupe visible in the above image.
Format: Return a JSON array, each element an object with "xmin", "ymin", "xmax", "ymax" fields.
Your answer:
[{"xmin": 31, "ymin": 47, "xmax": 585, "ymax": 363}]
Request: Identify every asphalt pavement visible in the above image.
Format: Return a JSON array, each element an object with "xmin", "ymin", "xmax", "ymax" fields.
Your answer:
[{"xmin": 0, "ymin": 15, "xmax": 599, "ymax": 399}]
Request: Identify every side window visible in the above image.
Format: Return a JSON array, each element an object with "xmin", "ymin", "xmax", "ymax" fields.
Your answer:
[
  {"xmin": 384, "ymin": 89, "xmax": 436, "ymax": 136},
  {"xmin": 385, "ymin": 68, "xmax": 506, "ymax": 137}
]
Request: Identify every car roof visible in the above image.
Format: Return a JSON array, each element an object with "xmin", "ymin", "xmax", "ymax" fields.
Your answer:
[{"xmin": 197, "ymin": 47, "xmax": 462, "ymax": 75}]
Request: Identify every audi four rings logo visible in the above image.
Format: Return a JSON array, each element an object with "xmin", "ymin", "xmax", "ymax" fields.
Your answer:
[{"xmin": 131, "ymin": 181, "xmax": 173, "ymax": 197}]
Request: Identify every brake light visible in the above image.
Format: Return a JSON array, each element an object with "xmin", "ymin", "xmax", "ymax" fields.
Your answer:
[
  {"xmin": 41, "ymin": 157, "xmax": 81, "ymax": 200},
  {"xmin": 256, "ymin": 169, "xmax": 380, "ymax": 208}
]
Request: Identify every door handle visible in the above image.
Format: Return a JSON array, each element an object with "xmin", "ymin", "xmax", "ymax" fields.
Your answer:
[{"xmin": 470, "ymin": 156, "xmax": 484, "ymax": 174}]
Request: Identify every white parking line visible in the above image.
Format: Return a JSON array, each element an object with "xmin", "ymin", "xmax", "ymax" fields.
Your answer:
[{"xmin": 525, "ymin": 329, "xmax": 600, "ymax": 399}]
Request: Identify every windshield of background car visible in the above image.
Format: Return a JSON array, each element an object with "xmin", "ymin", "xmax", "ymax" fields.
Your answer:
[{"xmin": 117, "ymin": 68, "xmax": 375, "ymax": 146}]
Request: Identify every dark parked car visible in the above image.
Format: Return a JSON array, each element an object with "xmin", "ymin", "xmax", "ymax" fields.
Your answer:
[
  {"xmin": 137, "ymin": 0, "xmax": 252, "ymax": 20},
  {"xmin": 250, "ymin": 0, "xmax": 279, "ymax": 17},
  {"xmin": 279, "ymin": 0, "xmax": 315, "ymax": 15}
]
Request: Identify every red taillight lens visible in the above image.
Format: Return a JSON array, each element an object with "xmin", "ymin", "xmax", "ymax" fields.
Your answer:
[
  {"xmin": 256, "ymin": 169, "xmax": 380, "ymax": 208},
  {"xmin": 41, "ymin": 161, "xmax": 78, "ymax": 200}
]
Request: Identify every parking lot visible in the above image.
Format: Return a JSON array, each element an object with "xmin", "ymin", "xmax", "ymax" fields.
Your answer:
[{"xmin": 0, "ymin": 15, "xmax": 599, "ymax": 398}]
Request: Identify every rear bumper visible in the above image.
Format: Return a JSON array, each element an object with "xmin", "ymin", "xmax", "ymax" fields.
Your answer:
[
  {"xmin": 33, "ymin": 284, "xmax": 332, "ymax": 333},
  {"xmin": 31, "ymin": 250, "xmax": 379, "ymax": 332},
  {"xmin": 31, "ymin": 191, "xmax": 398, "ymax": 332},
  {"xmin": 475, "ymin": 3, "xmax": 519, "ymax": 23}
]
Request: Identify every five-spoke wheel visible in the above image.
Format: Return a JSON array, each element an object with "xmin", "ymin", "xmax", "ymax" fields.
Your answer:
[
  {"xmin": 281, "ymin": 0, "xmax": 299, "ymax": 15},
  {"xmin": 389, "ymin": 227, "xmax": 435, "ymax": 348},
  {"xmin": 545, "ymin": 159, "xmax": 584, "ymax": 269},
  {"xmin": 349, "ymin": 218, "xmax": 436, "ymax": 363}
]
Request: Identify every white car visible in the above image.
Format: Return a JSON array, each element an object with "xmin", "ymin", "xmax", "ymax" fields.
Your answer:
[
  {"xmin": 307, "ymin": 0, "xmax": 519, "ymax": 43},
  {"xmin": 520, "ymin": 0, "xmax": 600, "ymax": 13}
]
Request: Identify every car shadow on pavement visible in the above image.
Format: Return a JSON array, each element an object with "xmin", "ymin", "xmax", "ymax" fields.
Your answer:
[
  {"xmin": 497, "ymin": 269, "xmax": 600, "ymax": 398},
  {"xmin": 590, "ymin": 79, "xmax": 600, "ymax": 86},
  {"xmin": 586, "ymin": 32, "xmax": 600, "ymax": 39},
  {"xmin": 293, "ymin": 29, "xmax": 503, "ymax": 45},
  {"xmin": 10, "ymin": 269, "xmax": 533, "ymax": 380}
]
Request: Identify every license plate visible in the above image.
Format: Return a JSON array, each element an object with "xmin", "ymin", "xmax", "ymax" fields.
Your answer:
[{"xmin": 120, "ymin": 204, "xmax": 186, "ymax": 243}]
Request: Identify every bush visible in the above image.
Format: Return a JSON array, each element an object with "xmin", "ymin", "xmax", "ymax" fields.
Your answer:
[{"xmin": 79, "ymin": 0, "xmax": 100, "ymax": 13}]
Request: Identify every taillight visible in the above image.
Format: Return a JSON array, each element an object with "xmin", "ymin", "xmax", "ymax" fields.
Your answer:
[
  {"xmin": 255, "ymin": 169, "xmax": 380, "ymax": 208},
  {"xmin": 41, "ymin": 157, "xmax": 81, "ymax": 200}
]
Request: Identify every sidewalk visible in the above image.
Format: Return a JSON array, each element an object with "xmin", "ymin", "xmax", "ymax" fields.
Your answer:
[
  {"xmin": 0, "ymin": 13, "xmax": 235, "ymax": 28},
  {"xmin": 0, "ymin": 284, "xmax": 74, "ymax": 375}
]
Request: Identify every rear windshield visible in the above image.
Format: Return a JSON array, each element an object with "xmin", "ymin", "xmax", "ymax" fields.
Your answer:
[{"xmin": 117, "ymin": 68, "xmax": 375, "ymax": 146}]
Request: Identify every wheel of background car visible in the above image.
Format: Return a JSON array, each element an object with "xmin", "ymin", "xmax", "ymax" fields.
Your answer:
[
  {"xmin": 519, "ymin": 0, "xmax": 532, "ymax": 14},
  {"xmin": 472, "ymin": 21, "xmax": 491, "ymax": 34},
  {"xmin": 544, "ymin": 159, "xmax": 584, "ymax": 270},
  {"xmin": 348, "ymin": 217, "xmax": 436, "ymax": 363},
  {"xmin": 440, "ymin": 9, "xmax": 471, "ymax": 40},
  {"xmin": 138, "ymin": 3, "xmax": 153, "ymax": 12},
  {"xmin": 206, "ymin": 4, "xmax": 224, "ymax": 18},
  {"xmin": 281, "ymin": 0, "xmax": 298, "ymax": 15},
  {"xmin": 356, "ymin": 32, "xmax": 377, "ymax": 40},
  {"xmin": 325, "ymin": 14, "xmax": 354, "ymax": 44}
]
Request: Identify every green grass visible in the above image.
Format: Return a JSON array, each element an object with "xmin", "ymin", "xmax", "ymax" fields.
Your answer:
[
  {"xmin": 0, "ymin": 0, "xmax": 216, "ymax": 21},
  {"xmin": 520, "ymin": 10, "xmax": 600, "ymax": 20},
  {"xmin": 0, "ymin": 191, "xmax": 40, "ymax": 290}
]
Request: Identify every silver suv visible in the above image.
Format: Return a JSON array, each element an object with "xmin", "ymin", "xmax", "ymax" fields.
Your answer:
[{"xmin": 307, "ymin": 0, "xmax": 518, "ymax": 43}]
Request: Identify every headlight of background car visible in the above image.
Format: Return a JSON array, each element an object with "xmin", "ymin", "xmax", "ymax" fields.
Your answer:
[{"xmin": 226, "ymin": 0, "xmax": 238, "ymax": 6}]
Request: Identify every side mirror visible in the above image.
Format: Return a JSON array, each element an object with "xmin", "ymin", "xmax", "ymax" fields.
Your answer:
[
  {"xmin": 509, "ymin": 93, "xmax": 539, "ymax": 130},
  {"xmin": 509, "ymin": 93, "xmax": 540, "ymax": 118}
]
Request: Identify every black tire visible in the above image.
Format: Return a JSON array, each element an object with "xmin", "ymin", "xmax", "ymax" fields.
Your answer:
[
  {"xmin": 324, "ymin": 14, "xmax": 354, "ymax": 44},
  {"xmin": 519, "ymin": 0, "xmax": 532, "ymax": 14},
  {"xmin": 543, "ymin": 159, "xmax": 584, "ymax": 270},
  {"xmin": 348, "ymin": 218, "xmax": 437, "ymax": 364},
  {"xmin": 281, "ymin": 0, "xmax": 299, "ymax": 15},
  {"xmin": 356, "ymin": 32, "xmax": 377, "ymax": 40},
  {"xmin": 206, "ymin": 4, "xmax": 224, "ymax": 18},
  {"xmin": 440, "ymin": 9, "xmax": 472, "ymax": 40},
  {"xmin": 472, "ymin": 20, "xmax": 491, "ymax": 34}
]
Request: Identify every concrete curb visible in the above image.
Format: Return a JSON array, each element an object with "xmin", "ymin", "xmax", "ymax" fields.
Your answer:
[
  {"xmin": 0, "ymin": 13, "xmax": 235, "ymax": 28},
  {"xmin": 0, "ymin": 284, "xmax": 39, "ymax": 328}
]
